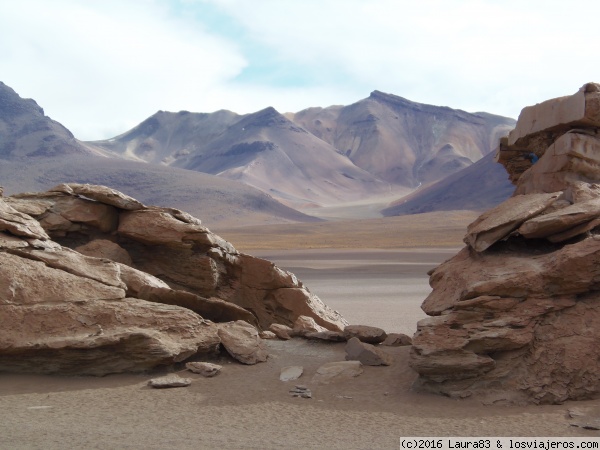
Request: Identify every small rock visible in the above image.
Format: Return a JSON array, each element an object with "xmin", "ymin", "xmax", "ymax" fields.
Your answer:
[
  {"xmin": 280, "ymin": 365, "xmax": 304, "ymax": 381},
  {"xmin": 148, "ymin": 374, "xmax": 192, "ymax": 389},
  {"xmin": 345, "ymin": 337, "xmax": 393, "ymax": 366},
  {"xmin": 381, "ymin": 333, "xmax": 412, "ymax": 346},
  {"xmin": 269, "ymin": 323, "xmax": 293, "ymax": 340},
  {"xmin": 185, "ymin": 362, "xmax": 222, "ymax": 377},
  {"xmin": 292, "ymin": 315, "xmax": 327, "ymax": 337},
  {"xmin": 289, "ymin": 385, "xmax": 312, "ymax": 398},
  {"xmin": 259, "ymin": 330, "xmax": 277, "ymax": 339},
  {"xmin": 343, "ymin": 325, "xmax": 387, "ymax": 344}
]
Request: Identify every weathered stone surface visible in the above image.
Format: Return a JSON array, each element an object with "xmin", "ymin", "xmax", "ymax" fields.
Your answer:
[
  {"xmin": 259, "ymin": 331, "xmax": 277, "ymax": 339},
  {"xmin": 0, "ymin": 185, "xmax": 347, "ymax": 375},
  {"xmin": 185, "ymin": 362, "xmax": 222, "ymax": 377},
  {"xmin": 292, "ymin": 315, "xmax": 327, "ymax": 337},
  {"xmin": 148, "ymin": 374, "xmax": 192, "ymax": 388},
  {"xmin": 0, "ymin": 199, "xmax": 49, "ymax": 240},
  {"xmin": 0, "ymin": 298, "xmax": 221, "ymax": 375},
  {"xmin": 304, "ymin": 330, "xmax": 346, "ymax": 342},
  {"xmin": 50, "ymin": 183, "xmax": 145, "ymax": 210},
  {"xmin": 518, "ymin": 197, "xmax": 600, "ymax": 239},
  {"xmin": 311, "ymin": 361, "xmax": 363, "ymax": 385},
  {"xmin": 217, "ymin": 320, "xmax": 268, "ymax": 365},
  {"xmin": 138, "ymin": 286, "xmax": 258, "ymax": 325},
  {"xmin": 75, "ymin": 239, "xmax": 133, "ymax": 265},
  {"xmin": 343, "ymin": 325, "xmax": 387, "ymax": 344},
  {"xmin": 464, "ymin": 193, "xmax": 560, "ymax": 252},
  {"xmin": 279, "ymin": 365, "xmax": 303, "ymax": 381},
  {"xmin": 269, "ymin": 323, "xmax": 293, "ymax": 340},
  {"xmin": 381, "ymin": 333, "xmax": 412, "ymax": 346},
  {"xmin": 413, "ymin": 85, "xmax": 600, "ymax": 404},
  {"xmin": 345, "ymin": 337, "xmax": 393, "ymax": 366}
]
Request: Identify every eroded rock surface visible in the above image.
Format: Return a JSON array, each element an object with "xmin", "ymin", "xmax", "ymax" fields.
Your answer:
[
  {"xmin": 411, "ymin": 84, "xmax": 600, "ymax": 404},
  {"xmin": 0, "ymin": 184, "xmax": 346, "ymax": 375}
]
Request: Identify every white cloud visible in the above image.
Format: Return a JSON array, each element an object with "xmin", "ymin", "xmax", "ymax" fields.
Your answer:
[{"xmin": 1, "ymin": 0, "xmax": 600, "ymax": 139}]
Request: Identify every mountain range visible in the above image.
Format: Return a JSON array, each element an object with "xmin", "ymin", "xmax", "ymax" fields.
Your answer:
[{"xmin": 0, "ymin": 81, "xmax": 516, "ymax": 226}]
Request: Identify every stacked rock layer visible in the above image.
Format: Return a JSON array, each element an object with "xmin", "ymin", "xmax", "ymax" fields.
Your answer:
[
  {"xmin": 410, "ymin": 83, "xmax": 600, "ymax": 404},
  {"xmin": 0, "ymin": 183, "xmax": 346, "ymax": 375}
]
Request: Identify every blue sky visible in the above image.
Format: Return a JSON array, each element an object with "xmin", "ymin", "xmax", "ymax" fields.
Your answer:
[{"xmin": 1, "ymin": 0, "xmax": 599, "ymax": 140}]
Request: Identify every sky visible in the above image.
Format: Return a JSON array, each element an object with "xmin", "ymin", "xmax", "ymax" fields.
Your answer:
[{"xmin": 1, "ymin": 0, "xmax": 599, "ymax": 141}]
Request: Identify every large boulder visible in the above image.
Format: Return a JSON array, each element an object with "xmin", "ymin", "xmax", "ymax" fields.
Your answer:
[
  {"xmin": 0, "ymin": 184, "xmax": 347, "ymax": 375},
  {"xmin": 411, "ymin": 84, "xmax": 600, "ymax": 404}
]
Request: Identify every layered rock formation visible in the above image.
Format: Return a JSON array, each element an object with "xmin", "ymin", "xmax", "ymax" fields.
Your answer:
[
  {"xmin": 410, "ymin": 83, "xmax": 600, "ymax": 404},
  {"xmin": 0, "ymin": 183, "xmax": 346, "ymax": 375}
]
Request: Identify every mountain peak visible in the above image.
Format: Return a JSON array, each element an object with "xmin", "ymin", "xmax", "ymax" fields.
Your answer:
[{"xmin": 0, "ymin": 82, "xmax": 45, "ymax": 118}]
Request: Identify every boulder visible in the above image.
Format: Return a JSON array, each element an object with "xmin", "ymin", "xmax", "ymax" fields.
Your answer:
[
  {"xmin": 217, "ymin": 320, "xmax": 268, "ymax": 365},
  {"xmin": 311, "ymin": 361, "xmax": 363, "ymax": 385},
  {"xmin": 345, "ymin": 337, "xmax": 393, "ymax": 366},
  {"xmin": 148, "ymin": 374, "xmax": 192, "ymax": 389},
  {"xmin": 185, "ymin": 362, "xmax": 222, "ymax": 377},
  {"xmin": 49, "ymin": 183, "xmax": 145, "ymax": 210},
  {"xmin": 75, "ymin": 239, "xmax": 132, "ymax": 265},
  {"xmin": 259, "ymin": 331, "xmax": 277, "ymax": 339},
  {"xmin": 412, "ymin": 85, "xmax": 600, "ymax": 403},
  {"xmin": 343, "ymin": 325, "xmax": 387, "ymax": 344}
]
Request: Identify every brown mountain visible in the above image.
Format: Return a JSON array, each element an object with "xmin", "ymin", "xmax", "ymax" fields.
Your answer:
[
  {"xmin": 381, "ymin": 152, "xmax": 515, "ymax": 216},
  {"xmin": 288, "ymin": 91, "xmax": 515, "ymax": 188},
  {"xmin": 0, "ymin": 82, "xmax": 319, "ymax": 227},
  {"xmin": 89, "ymin": 93, "xmax": 514, "ymax": 212}
]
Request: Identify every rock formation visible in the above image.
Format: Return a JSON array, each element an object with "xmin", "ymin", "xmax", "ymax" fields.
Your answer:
[
  {"xmin": 0, "ymin": 183, "xmax": 346, "ymax": 375},
  {"xmin": 410, "ymin": 83, "xmax": 600, "ymax": 404}
]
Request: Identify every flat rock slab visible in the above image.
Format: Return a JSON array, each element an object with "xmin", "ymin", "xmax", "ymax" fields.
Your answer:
[
  {"xmin": 292, "ymin": 315, "xmax": 327, "ymax": 337},
  {"xmin": 304, "ymin": 330, "xmax": 346, "ymax": 342},
  {"xmin": 343, "ymin": 325, "xmax": 387, "ymax": 344},
  {"xmin": 185, "ymin": 362, "xmax": 222, "ymax": 377},
  {"xmin": 217, "ymin": 320, "xmax": 268, "ymax": 365},
  {"xmin": 311, "ymin": 361, "xmax": 363, "ymax": 385},
  {"xmin": 269, "ymin": 323, "xmax": 293, "ymax": 340},
  {"xmin": 148, "ymin": 375, "xmax": 192, "ymax": 389},
  {"xmin": 464, "ymin": 192, "xmax": 561, "ymax": 252},
  {"xmin": 280, "ymin": 365, "xmax": 304, "ymax": 382},
  {"xmin": 345, "ymin": 337, "xmax": 393, "ymax": 366}
]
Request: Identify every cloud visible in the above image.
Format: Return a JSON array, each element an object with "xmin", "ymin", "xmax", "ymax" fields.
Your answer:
[
  {"xmin": 0, "ymin": 0, "xmax": 247, "ymax": 139},
  {"xmin": 1, "ymin": 0, "xmax": 600, "ymax": 139}
]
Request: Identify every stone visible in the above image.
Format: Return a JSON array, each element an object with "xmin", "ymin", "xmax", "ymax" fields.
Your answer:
[
  {"xmin": 345, "ymin": 337, "xmax": 393, "ymax": 366},
  {"xmin": 292, "ymin": 315, "xmax": 327, "ymax": 337},
  {"xmin": 304, "ymin": 330, "xmax": 346, "ymax": 342},
  {"xmin": 217, "ymin": 320, "xmax": 268, "ymax": 365},
  {"xmin": 464, "ymin": 192, "xmax": 561, "ymax": 252},
  {"xmin": 269, "ymin": 323, "xmax": 293, "ymax": 340},
  {"xmin": 279, "ymin": 365, "xmax": 303, "ymax": 381},
  {"xmin": 0, "ymin": 198, "xmax": 49, "ymax": 240},
  {"xmin": 311, "ymin": 361, "xmax": 363, "ymax": 385},
  {"xmin": 49, "ymin": 183, "xmax": 145, "ymax": 210},
  {"xmin": 75, "ymin": 239, "xmax": 132, "ymax": 265},
  {"xmin": 343, "ymin": 325, "xmax": 387, "ymax": 344},
  {"xmin": 289, "ymin": 385, "xmax": 312, "ymax": 398},
  {"xmin": 148, "ymin": 374, "xmax": 192, "ymax": 389},
  {"xmin": 518, "ymin": 197, "xmax": 600, "ymax": 239},
  {"xmin": 259, "ymin": 331, "xmax": 277, "ymax": 339},
  {"xmin": 381, "ymin": 333, "xmax": 412, "ymax": 346},
  {"xmin": 185, "ymin": 362, "xmax": 222, "ymax": 377}
]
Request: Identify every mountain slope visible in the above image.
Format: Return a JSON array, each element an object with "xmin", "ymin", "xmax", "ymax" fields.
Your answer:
[
  {"xmin": 289, "ymin": 91, "xmax": 515, "ymax": 188},
  {"xmin": 381, "ymin": 152, "xmax": 515, "ymax": 216},
  {"xmin": 0, "ymin": 82, "xmax": 320, "ymax": 227}
]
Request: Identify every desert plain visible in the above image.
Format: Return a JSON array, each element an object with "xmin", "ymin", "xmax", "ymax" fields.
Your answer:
[{"xmin": 1, "ymin": 211, "xmax": 599, "ymax": 449}]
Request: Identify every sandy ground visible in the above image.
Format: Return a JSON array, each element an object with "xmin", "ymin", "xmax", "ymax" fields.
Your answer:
[{"xmin": 1, "ymin": 249, "xmax": 599, "ymax": 449}]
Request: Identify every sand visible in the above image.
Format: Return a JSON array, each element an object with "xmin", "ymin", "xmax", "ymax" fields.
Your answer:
[{"xmin": 1, "ymin": 249, "xmax": 599, "ymax": 449}]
